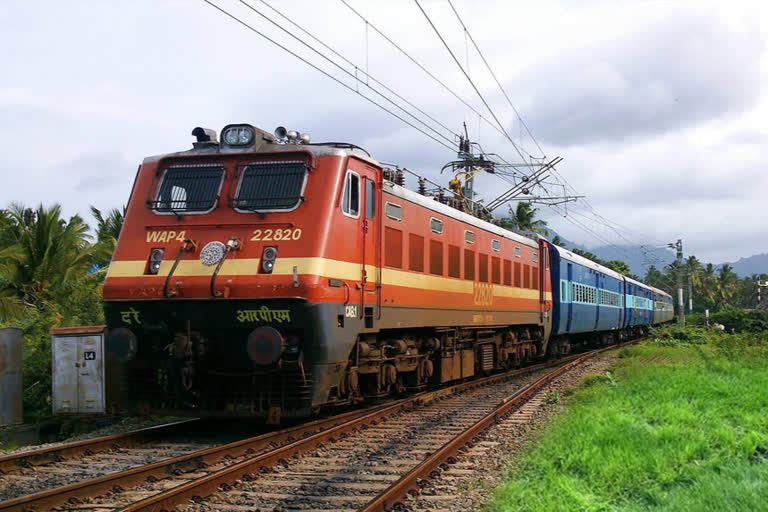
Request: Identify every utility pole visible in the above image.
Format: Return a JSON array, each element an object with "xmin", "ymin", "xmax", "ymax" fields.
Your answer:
[
  {"xmin": 668, "ymin": 239, "xmax": 684, "ymax": 326},
  {"xmin": 688, "ymin": 272, "xmax": 693, "ymax": 313},
  {"xmin": 758, "ymin": 280, "xmax": 768, "ymax": 308}
]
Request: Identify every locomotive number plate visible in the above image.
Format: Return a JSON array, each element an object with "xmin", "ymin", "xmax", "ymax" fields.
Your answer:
[
  {"xmin": 345, "ymin": 305, "xmax": 358, "ymax": 318},
  {"xmin": 83, "ymin": 351, "xmax": 96, "ymax": 360},
  {"xmin": 250, "ymin": 228, "xmax": 302, "ymax": 242}
]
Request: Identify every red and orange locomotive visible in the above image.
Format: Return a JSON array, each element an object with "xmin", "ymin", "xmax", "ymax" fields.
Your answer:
[{"xmin": 103, "ymin": 124, "xmax": 552, "ymax": 419}]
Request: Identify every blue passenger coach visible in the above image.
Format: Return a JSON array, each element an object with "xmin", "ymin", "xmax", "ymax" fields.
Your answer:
[
  {"xmin": 623, "ymin": 277, "xmax": 654, "ymax": 330},
  {"xmin": 650, "ymin": 286, "xmax": 674, "ymax": 325},
  {"xmin": 548, "ymin": 245, "xmax": 627, "ymax": 355}
]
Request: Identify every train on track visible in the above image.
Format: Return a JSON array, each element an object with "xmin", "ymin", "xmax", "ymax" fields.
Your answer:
[{"xmin": 102, "ymin": 123, "xmax": 673, "ymax": 420}]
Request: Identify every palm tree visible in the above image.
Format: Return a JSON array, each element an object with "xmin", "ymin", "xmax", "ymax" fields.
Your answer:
[
  {"xmin": 551, "ymin": 235, "xmax": 566, "ymax": 248},
  {"xmin": 500, "ymin": 202, "xmax": 549, "ymax": 235},
  {"xmin": 90, "ymin": 205, "xmax": 125, "ymax": 267},
  {"xmin": 715, "ymin": 264, "xmax": 739, "ymax": 309},
  {"xmin": 0, "ymin": 244, "xmax": 25, "ymax": 322},
  {"xmin": 1, "ymin": 203, "xmax": 96, "ymax": 309},
  {"xmin": 90, "ymin": 205, "xmax": 125, "ymax": 243}
]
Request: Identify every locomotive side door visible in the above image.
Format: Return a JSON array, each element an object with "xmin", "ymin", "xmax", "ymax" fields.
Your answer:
[
  {"xmin": 538, "ymin": 239, "xmax": 553, "ymax": 327},
  {"xmin": 343, "ymin": 160, "xmax": 381, "ymax": 328},
  {"xmin": 358, "ymin": 166, "xmax": 381, "ymax": 327}
]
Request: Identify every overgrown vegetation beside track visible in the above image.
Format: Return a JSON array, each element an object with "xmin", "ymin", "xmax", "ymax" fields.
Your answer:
[{"xmin": 490, "ymin": 327, "xmax": 768, "ymax": 512}]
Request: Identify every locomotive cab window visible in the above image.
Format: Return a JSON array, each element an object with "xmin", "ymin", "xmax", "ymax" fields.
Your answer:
[
  {"xmin": 342, "ymin": 171, "xmax": 360, "ymax": 217},
  {"xmin": 234, "ymin": 160, "xmax": 309, "ymax": 212},
  {"xmin": 152, "ymin": 165, "xmax": 224, "ymax": 214},
  {"xmin": 365, "ymin": 178, "xmax": 375, "ymax": 219}
]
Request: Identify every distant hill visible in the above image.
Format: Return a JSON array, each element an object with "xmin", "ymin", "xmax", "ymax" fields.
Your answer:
[
  {"xmin": 721, "ymin": 253, "xmax": 768, "ymax": 278},
  {"xmin": 546, "ymin": 232, "xmax": 766, "ymax": 278},
  {"xmin": 591, "ymin": 245, "xmax": 674, "ymax": 278}
]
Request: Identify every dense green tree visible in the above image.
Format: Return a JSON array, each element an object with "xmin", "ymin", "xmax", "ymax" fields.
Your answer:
[
  {"xmin": 0, "ymin": 203, "xmax": 96, "ymax": 310},
  {"xmin": 500, "ymin": 202, "xmax": 549, "ymax": 235},
  {"xmin": 90, "ymin": 205, "xmax": 126, "ymax": 267},
  {"xmin": 604, "ymin": 260, "xmax": 638, "ymax": 279}
]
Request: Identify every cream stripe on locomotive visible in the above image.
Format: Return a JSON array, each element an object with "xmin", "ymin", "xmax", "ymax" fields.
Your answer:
[{"xmin": 107, "ymin": 257, "xmax": 547, "ymax": 301}]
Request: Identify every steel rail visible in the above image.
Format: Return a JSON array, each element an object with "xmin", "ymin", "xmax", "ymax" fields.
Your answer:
[
  {"xmin": 114, "ymin": 357, "xmax": 571, "ymax": 512},
  {"xmin": 0, "ymin": 346, "xmax": 624, "ymax": 511},
  {"xmin": 358, "ymin": 340, "xmax": 637, "ymax": 511},
  {"xmin": 0, "ymin": 418, "xmax": 201, "ymax": 475},
  {"xmin": 66, "ymin": 355, "xmax": 579, "ymax": 512},
  {"xmin": 0, "ymin": 405, "xmax": 396, "ymax": 512}
]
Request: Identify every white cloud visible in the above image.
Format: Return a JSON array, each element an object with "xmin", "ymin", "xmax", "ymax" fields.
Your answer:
[{"xmin": 0, "ymin": 0, "xmax": 766, "ymax": 264}]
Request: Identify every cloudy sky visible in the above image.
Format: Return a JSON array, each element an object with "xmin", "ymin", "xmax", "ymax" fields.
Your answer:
[{"xmin": 1, "ymin": 0, "xmax": 766, "ymax": 265}]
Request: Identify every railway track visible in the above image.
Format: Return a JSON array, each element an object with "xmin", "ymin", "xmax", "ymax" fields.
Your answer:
[{"xmin": 0, "ymin": 342, "xmax": 632, "ymax": 512}]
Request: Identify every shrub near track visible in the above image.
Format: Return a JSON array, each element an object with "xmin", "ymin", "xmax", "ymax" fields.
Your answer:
[{"xmin": 490, "ymin": 329, "xmax": 768, "ymax": 512}]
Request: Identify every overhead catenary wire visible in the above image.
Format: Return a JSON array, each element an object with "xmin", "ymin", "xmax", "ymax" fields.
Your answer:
[
  {"xmin": 208, "ymin": 0, "xmax": 666, "ymax": 268},
  {"xmin": 238, "ymin": 0, "xmax": 459, "ymax": 149},
  {"xmin": 251, "ymin": 0, "xmax": 460, "ymax": 142},
  {"xmin": 338, "ymin": 0, "xmax": 532, "ymax": 165},
  {"xmin": 412, "ymin": 0, "xmax": 529, "ymax": 165},
  {"xmin": 202, "ymin": 0, "xmax": 458, "ymax": 152},
  {"xmin": 445, "ymin": 0, "xmax": 546, "ymax": 160}
]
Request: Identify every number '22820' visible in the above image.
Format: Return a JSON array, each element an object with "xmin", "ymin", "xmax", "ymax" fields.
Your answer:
[{"xmin": 250, "ymin": 228, "xmax": 302, "ymax": 242}]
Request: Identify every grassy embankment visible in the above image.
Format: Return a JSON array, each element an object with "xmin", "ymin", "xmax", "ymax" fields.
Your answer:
[{"xmin": 490, "ymin": 327, "xmax": 768, "ymax": 511}]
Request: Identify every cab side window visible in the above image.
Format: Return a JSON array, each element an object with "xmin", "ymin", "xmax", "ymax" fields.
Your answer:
[
  {"xmin": 365, "ymin": 178, "xmax": 375, "ymax": 219},
  {"xmin": 342, "ymin": 171, "xmax": 360, "ymax": 217}
]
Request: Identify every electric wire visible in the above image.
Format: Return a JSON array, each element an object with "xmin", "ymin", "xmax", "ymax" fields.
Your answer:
[
  {"xmin": 338, "ymin": 0, "xmax": 528, "ymax": 161},
  {"xmin": 201, "ymin": 0, "xmax": 457, "ymax": 152},
  {"xmin": 252, "ymin": 0, "xmax": 460, "ymax": 142},
  {"xmin": 412, "ymin": 0, "xmax": 529, "ymax": 164},
  {"xmin": 237, "ymin": 0, "xmax": 458, "ymax": 149},
  {"xmin": 445, "ymin": 0, "xmax": 546, "ymax": 160}
]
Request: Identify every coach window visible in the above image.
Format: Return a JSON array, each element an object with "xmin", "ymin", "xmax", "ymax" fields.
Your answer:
[
  {"xmin": 464, "ymin": 230, "xmax": 475, "ymax": 244},
  {"xmin": 532, "ymin": 252, "xmax": 538, "ymax": 263},
  {"xmin": 385, "ymin": 202, "xmax": 403, "ymax": 221},
  {"xmin": 492, "ymin": 239, "xmax": 501, "ymax": 252},
  {"xmin": 342, "ymin": 171, "xmax": 360, "ymax": 218},
  {"xmin": 365, "ymin": 178, "xmax": 375, "ymax": 219},
  {"xmin": 514, "ymin": 247, "xmax": 521, "ymax": 258},
  {"xmin": 430, "ymin": 217, "xmax": 444, "ymax": 234}
]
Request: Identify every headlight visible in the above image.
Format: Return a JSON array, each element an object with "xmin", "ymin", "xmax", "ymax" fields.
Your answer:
[
  {"xmin": 261, "ymin": 246, "xmax": 277, "ymax": 274},
  {"xmin": 222, "ymin": 124, "xmax": 255, "ymax": 146},
  {"xmin": 106, "ymin": 327, "xmax": 138, "ymax": 363},
  {"xmin": 147, "ymin": 248, "xmax": 165, "ymax": 275}
]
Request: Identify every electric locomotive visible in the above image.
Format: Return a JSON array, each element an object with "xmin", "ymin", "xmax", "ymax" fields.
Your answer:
[
  {"xmin": 102, "ymin": 123, "xmax": 671, "ymax": 420},
  {"xmin": 102, "ymin": 124, "xmax": 553, "ymax": 419}
]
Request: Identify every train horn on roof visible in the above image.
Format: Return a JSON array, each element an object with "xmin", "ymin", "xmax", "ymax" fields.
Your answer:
[{"xmin": 274, "ymin": 126, "xmax": 288, "ymax": 140}]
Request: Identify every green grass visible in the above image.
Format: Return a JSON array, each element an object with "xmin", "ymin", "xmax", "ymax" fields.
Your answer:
[{"xmin": 489, "ymin": 334, "xmax": 768, "ymax": 511}]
